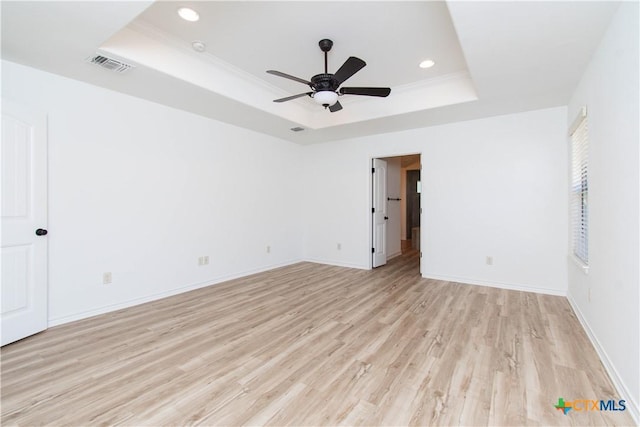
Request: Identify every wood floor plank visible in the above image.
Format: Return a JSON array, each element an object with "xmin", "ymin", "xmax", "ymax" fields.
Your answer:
[{"xmin": 1, "ymin": 250, "xmax": 635, "ymax": 426}]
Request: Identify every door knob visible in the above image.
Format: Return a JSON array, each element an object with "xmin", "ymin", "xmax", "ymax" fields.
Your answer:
[
  {"xmin": 35, "ymin": 228, "xmax": 48, "ymax": 236},
  {"xmin": 384, "ymin": 216, "xmax": 389, "ymax": 220}
]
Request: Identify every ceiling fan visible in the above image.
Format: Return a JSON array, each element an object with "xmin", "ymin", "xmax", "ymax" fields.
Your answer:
[{"xmin": 266, "ymin": 39, "xmax": 391, "ymax": 112}]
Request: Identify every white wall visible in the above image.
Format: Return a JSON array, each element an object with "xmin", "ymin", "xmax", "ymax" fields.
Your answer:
[
  {"xmin": 302, "ymin": 107, "xmax": 569, "ymax": 294},
  {"xmin": 566, "ymin": 2, "xmax": 639, "ymax": 421},
  {"xmin": 1, "ymin": 61, "xmax": 571, "ymax": 321},
  {"xmin": 385, "ymin": 157, "xmax": 401, "ymax": 258},
  {"xmin": 2, "ymin": 60, "xmax": 304, "ymax": 325}
]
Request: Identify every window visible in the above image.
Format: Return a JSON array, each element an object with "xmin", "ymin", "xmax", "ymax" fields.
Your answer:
[{"xmin": 570, "ymin": 107, "xmax": 588, "ymax": 266}]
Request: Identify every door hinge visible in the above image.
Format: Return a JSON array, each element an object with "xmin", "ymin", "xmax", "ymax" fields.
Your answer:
[
  {"xmin": 372, "ymin": 248, "xmax": 375, "ymax": 253},
  {"xmin": 372, "ymin": 207, "xmax": 375, "ymax": 213},
  {"xmin": 372, "ymin": 167, "xmax": 375, "ymax": 173},
  {"xmin": 420, "ymin": 252, "xmax": 423, "ymax": 258}
]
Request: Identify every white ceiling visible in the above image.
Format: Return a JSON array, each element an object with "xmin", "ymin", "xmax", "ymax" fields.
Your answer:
[
  {"xmin": 1, "ymin": 1, "xmax": 620, "ymax": 144},
  {"xmin": 134, "ymin": 2, "xmax": 468, "ymax": 89}
]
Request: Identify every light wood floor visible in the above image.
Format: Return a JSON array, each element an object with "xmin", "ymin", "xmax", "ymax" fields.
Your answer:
[{"xmin": 1, "ymin": 251, "xmax": 634, "ymax": 426}]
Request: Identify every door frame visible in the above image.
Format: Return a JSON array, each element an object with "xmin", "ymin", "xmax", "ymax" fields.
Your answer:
[
  {"xmin": 368, "ymin": 152, "xmax": 422, "ymax": 273},
  {"xmin": 371, "ymin": 158, "xmax": 388, "ymax": 268}
]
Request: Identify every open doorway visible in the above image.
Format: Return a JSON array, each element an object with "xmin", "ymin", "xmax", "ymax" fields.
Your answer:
[{"xmin": 371, "ymin": 154, "xmax": 421, "ymax": 269}]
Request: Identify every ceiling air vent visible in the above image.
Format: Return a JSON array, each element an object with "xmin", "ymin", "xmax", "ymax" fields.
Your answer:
[
  {"xmin": 290, "ymin": 127, "xmax": 305, "ymax": 132},
  {"xmin": 86, "ymin": 55, "xmax": 134, "ymax": 73}
]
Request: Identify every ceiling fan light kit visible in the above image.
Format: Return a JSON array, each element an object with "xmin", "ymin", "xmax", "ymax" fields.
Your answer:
[
  {"xmin": 313, "ymin": 90, "xmax": 338, "ymax": 106},
  {"xmin": 267, "ymin": 39, "xmax": 391, "ymax": 113}
]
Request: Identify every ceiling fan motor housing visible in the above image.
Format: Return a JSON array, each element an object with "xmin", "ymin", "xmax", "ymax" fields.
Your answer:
[{"xmin": 311, "ymin": 74, "xmax": 340, "ymax": 91}]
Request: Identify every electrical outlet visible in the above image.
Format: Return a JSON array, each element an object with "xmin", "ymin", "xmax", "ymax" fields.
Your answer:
[
  {"xmin": 486, "ymin": 256, "xmax": 493, "ymax": 266},
  {"xmin": 266, "ymin": 245, "xmax": 271, "ymax": 254},
  {"xmin": 337, "ymin": 243, "xmax": 342, "ymax": 250},
  {"xmin": 103, "ymin": 272, "xmax": 112, "ymax": 285}
]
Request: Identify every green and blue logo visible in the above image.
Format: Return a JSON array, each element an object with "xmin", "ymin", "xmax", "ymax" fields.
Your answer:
[{"xmin": 554, "ymin": 397, "xmax": 572, "ymax": 415}]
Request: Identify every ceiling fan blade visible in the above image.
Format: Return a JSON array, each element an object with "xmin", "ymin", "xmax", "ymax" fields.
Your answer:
[
  {"xmin": 339, "ymin": 87, "xmax": 391, "ymax": 97},
  {"xmin": 329, "ymin": 101, "xmax": 343, "ymax": 113},
  {"xmin": 273, "ymin": 92, "xmax": 313, "ymax": 103},
  {"xmin": 333, "ymin": 57, "xmax": 366, "ymax": 85},
  {"xmin": 266, "ymin": 70, "xmax": 312, "ymax": 86}
]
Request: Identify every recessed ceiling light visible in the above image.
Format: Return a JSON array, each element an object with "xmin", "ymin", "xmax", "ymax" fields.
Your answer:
[
  {"xmin": 419, "ymin": 59, "xmax": 436, "ymax": 69},
  {"xmin": 178, "ymin": 7, "xmax": 199, "ymax": 22},
  {"xmin": 191, "ymin": 40, "xmax": 206, "ymax": 52}
]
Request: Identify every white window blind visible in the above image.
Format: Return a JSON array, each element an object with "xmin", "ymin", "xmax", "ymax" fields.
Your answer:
[{"xmin": 570, "ymin": 108, "xmax": 588, "ymax": 265}]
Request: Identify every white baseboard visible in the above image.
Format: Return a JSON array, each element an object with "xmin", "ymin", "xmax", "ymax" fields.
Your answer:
[
  {"xmin": 420, "ymin": 272, "xmax": 567, "ymax": 296},
  {"xmin": 567, "ymin": 293, "xmax": 640, "ymax": 425},
  {"xmin": 387, "ymin": 251, "xmax": 402, "ymax": 260},
  {"xmin": 48, "ymin": 258, "xmax": 303, "ymax": 327},
  {"xmin": 302, "ymin": 257, "xmax": 369, "ymax": 270}
]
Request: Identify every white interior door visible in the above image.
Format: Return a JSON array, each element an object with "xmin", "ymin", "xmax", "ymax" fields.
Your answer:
[
  {"xmin": 1, "ymin": 101, "xmax": 48, "ymax": 346},
  {"xmin": 372, "ymin": 158, "xmax": 387, "ymax": 268}
]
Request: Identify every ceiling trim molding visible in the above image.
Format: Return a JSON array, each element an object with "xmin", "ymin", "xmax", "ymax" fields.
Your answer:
[
  {"xmin": 127, "ymin": 21, "xmax": 309, "ymax": 109},
  {"xmin": 102, "ymin": 21, "xmax": 479, "ymax": 131}
]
